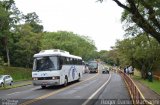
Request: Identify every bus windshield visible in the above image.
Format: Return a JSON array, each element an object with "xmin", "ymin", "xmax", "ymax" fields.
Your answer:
[
  {"xmin": 33, "ymin": 56, "xmax": 59, "ymax": 71},
  {"xmin": 88, "ymin": 62, "xmax": 98, "ymax": 69}
]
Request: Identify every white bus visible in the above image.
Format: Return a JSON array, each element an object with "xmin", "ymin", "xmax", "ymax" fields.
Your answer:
[{"xmin": 32, "ymin": 49, "xmax": 84, "ymax": 88}]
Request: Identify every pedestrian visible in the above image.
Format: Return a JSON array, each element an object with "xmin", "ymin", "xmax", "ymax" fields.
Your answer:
[
  {"xmin": 128, "ymin": 65, "xmax": 133, "ymax": 76},
  {"xmin": 126, "ymin": 66, "xmax": 129, "ymax": 75},
  {"xmin": 124, "ymin": 67, "xmax": 126, "ymax": 73}
]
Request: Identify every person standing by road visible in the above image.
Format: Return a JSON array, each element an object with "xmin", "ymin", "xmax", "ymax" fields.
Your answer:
[
  {"xmin": 124, "ymin": 67, "xmax": 126, "ymax": 73},
  {"xmin": 125, "ymin": 66, "xmax": 128, "ymax": 74},
  {"xmin": 128, "ymin": 65, "xmax": 133, "ymax": 76}
]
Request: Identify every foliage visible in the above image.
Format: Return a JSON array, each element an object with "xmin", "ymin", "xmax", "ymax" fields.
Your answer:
[
  {"xmin": 100, "ymin": 0, "xmax": 160, "ymax": 43},
  {"xmin": 41, "ymin": 31, "xmax": 97, "ymax": 61},
  {"xmin": 0, "ymin": 56, "xmax": 4, "ymax": 65},
  {"xmin": 0, "ymin": 66, "xmax": 32, "ymax": 81},
  {"xmin": 23, "ymin": 12, "xmax": 43, "ymax": 33},
  {"xmin": 0, "ymin": 0, "xmax": 98, "ymax": 68},
  {"xmin": 97, "ymin": 50, "xmax": 109, "ymax": 63},
  {"xmin": 115, "ymin": 34, "xmax": 160, "ymax": 79},
  {"xmin": 98, "ymin": 50, "xmax": 120, "ymax": 66},
  {"xmin": 11, "ymin": 24, "xmax": 42, "ymax": 68},
  {"xmin": 0, "ymin": 0, "xmax": 22, "ymax": 66}
]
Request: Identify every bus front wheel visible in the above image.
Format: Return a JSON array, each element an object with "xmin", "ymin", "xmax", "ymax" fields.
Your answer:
[
  {"xmin": 63, "ymin": 77, "xmax": 68, "ymax": 87},
  {"xmin": 77, "ymin": 74, "xmax": 81, "ymax": 82}
]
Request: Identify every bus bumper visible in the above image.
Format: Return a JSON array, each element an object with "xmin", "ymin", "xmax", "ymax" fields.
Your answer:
[{"xmin": 33, "ymin": 79, "xmax": 60, "ymax": 86}]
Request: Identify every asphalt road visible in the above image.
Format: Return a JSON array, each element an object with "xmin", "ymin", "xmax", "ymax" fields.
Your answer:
[{"xmin": 0, "ymin": 65, "xmax": 131, "ymax": 105}]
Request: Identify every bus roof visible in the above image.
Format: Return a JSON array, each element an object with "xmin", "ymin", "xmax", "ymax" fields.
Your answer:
[{"xmin": 33, "ymin": 49, "xmax": 82, "ymax": 59}]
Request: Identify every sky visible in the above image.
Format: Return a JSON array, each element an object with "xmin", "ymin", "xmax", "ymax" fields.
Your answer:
[{"xmin": 14, "ymin": 0, "xmax": 125, "ymax": 51}]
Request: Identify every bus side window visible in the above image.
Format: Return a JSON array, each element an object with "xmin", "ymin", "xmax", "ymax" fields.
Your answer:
[
  {"xmin": 78, "ymin": 59, "xmax": 80, "ymax": 65},
  {"xmin": 59, "ymin": 57, "xmax": 63, "ymax": 70},
  {"xmin": 66, "ymin": 57, "xmax": 70, "ymax": 64},
  {"xmin": 80, "ymin": 60, "xmax": 82, "ymax": 65},
  {"xmin": 70, "ymin": 58, "xmax": 73, "ymax": 65}
]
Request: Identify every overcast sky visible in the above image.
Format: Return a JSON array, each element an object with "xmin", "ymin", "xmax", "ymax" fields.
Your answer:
[{"xmin": 14, "ymin": 0, "xmax": 125, "ymax": 51}]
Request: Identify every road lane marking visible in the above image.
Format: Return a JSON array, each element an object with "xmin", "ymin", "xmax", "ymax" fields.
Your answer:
[
  {"xmin": 6, "ymin": 87, "xmax": 39, "ymax": 96},
  {"xmin": 7, "ymin": 92, "xmax": 21, "ymax": 96},
  {"xmin": 82, "ymin": 74, "xmax": 112, "ymax": 105},
  {"xmin": 20, "ymin": 73, "xmax": 99, "ymax": 105}
]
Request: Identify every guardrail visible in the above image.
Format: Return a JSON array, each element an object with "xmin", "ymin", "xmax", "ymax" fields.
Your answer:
[{"xmin": 119, "ymin": 70, "xmax": 153, "ymax": 105}]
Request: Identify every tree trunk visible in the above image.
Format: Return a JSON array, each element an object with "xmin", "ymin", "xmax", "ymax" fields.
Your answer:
[
  {"xmin": 5, "ymin": 45, "xmax": 10, "ymax": 66},
  {"xmin": 2, "ymin": 36, "xmax": 10, "ymax": 66},
  {"xmin": 141, "ymin": 64, "xmax": 147, "ymax": 79}
]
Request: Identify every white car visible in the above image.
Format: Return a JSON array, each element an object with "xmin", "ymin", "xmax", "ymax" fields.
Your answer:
[
  {"xmin": 102, "ymin": 66, "xmax": 110, "ymax": 74},
  {"xmin": 0, "ymin": 75, "xmax": 13, "ymax": 87}
]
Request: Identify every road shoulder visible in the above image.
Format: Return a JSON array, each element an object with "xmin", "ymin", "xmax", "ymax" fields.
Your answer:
[
  {"xmin": 94, "ymin": 72, "xmax": 132, "ymax": 105},
  {"xmin": 132, "ymin": 78, "xmax": 160, "ymax": 100}
]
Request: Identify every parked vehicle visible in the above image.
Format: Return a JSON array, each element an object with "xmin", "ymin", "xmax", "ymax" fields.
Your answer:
[{"xmin": 0, "ymin": 75, "xmax": 13, "ymax": 87}]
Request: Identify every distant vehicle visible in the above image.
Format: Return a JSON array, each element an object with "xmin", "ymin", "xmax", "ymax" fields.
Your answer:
[
  {"xmin": 102, "ymin": 66, "xmax": 110, "ymax": 74},
  {"xmin": 32, "ymin": 49, "xmax": 84, "ymax": 88},
  {"xmin": 88, "ymin": 61, "xmax": 98, "ymax": 73},
  {"xmin": 0, "ymin": 75, "xmax": 13, "ymax": 87}
]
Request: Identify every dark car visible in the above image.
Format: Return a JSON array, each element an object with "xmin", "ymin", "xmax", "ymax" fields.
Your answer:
[{"xmin": 88, "ymin": 61, "xmax": 98, "ymax": 73}]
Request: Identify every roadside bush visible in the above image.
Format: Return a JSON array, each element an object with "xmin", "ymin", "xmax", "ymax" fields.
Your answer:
[
  {"xmin": 0, "ymin": 57, "xmax": 4, "ymax": 66},
  {"xmin": 0, "ymin": 66, "xmax": 32, "ymax": 81}
]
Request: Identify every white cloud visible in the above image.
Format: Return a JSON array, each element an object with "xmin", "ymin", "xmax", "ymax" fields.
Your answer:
[{"xmin": 14, "ymin": 0, "xmax": 125, "ymax": 51}]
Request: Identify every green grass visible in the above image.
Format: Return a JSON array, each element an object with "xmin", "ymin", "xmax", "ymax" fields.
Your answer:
[
  {"xmin": 0, "ymin": 66, "xmax": 32, "ymax": 81},
  {"xmin": 140, "ymin": 79, "xmax": 160, "ymax": 94},
  {"xmin": 0, "ymin": 81, "xmax": 32, "ymax": 90},
  {"xmin": 133, "ymin": 70, "xmax": 160, "ymax": 95}
]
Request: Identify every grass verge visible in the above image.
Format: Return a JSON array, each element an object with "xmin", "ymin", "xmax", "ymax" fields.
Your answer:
[
  {"xmin": 133, "ymin": 70, "xmax": 160, "ymax": 95},
  {"xmin": 0, "ymin": 66, "xmax": 32, "ymax": 81},
  {"xmin": 0, "ymin": 66, "xmax": 32, "ymax": 89},
  {"xmin": 0, "ymin": 81, "xmax": 32, "ymax": 90}
]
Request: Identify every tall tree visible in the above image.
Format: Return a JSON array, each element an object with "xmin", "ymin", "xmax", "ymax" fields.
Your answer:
[
  {"xmin": 115, "ymin": 34, "xmax": 160, "ymax": 79},
  {"xmin": 0, "ymin": 0, "xmax": 21, "ymax": 66},
  {"xmin": 23, "ymin": 12, "xmax": 43, "ymax": 33},
  {"xmin": 12, "ymin": 24, "xmax": 42, "ymax": 67},
  {"xmin": 41, "ymin": 31, "xmax": 97, "ymax": 61},
  {"xmin": 99, "ymin": 0, "xmax": 160, "ymax": 43}
]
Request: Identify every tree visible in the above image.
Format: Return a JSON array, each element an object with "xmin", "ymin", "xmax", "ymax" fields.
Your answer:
[
  {"xmin": 99, "ymin": 0, "xmax": 160, "ymax": 43},
  {"xmin": 11, "ymin": 24, "xmax": 42, "ymax": 67},
  {"xmin": 23, "ymin": 12, "xmax": 43, "ymax": 33},
  {"xmin": 0, "ymin": 0, "xmax": 21, "ymax": 66},
  {"xmin": 98, "ymin": 50, "xmax": 109, "ymax": 63},
  {"xmin": 41, "ymin": 31, "xmax": 97, "ymax": 61},
  {"xmin": 115, "ymin": 34, "xmax": 160, "ymax": 79}
]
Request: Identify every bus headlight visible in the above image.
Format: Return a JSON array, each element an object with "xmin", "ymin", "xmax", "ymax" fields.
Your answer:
[
  {"xmin": 52, "ymin": 76, "xmax": 60, "ymax": 79},
  {"xmin": 32, "ymin": 77, "xmax": 38, "ymax": 80}
]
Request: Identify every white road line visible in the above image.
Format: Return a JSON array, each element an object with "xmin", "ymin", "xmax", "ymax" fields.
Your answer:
[{"xmin": 82, "ymin": 74, "xmax": 112, "ymax": 105}]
